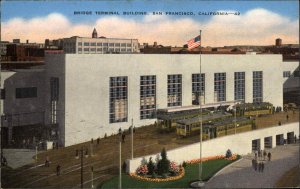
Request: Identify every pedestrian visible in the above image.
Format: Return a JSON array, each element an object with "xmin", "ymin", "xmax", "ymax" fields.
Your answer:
[
  {"xmin": 294, "ymin": 135, "xmax": 297, "ymax": 143},
  {"xmin": 122, "ymin": 133, "xmax": 126, "ymax": 143},
  {"xmin": 261, "ymin": 162, "xmax": 264, "ymax": 172},
  {"xmin": 45, "ymin": 156, "xmax": 50, "ymax": 167},
  {"xmin": 56, "ymin": 165, "xmax": 61, "ymax": 176},
  {"xmin": 286, "ymin": 114, "xmax": 289, "ymax": 121},
  {"xmin": 263, "ymin": 150, "xmax": 267, "ymax": 161},
  {"xmin": 91, "ymin": 138, "xmax": 93, "ymax": 144},
  {"xmin": 133, "ymin": 126, "xmax": 136, "ymax": 133},
  {"xmin": 97, "ymin": 137, "xmax": 100, "ymax": 145},
  {"xmin": 254, "ymin": 160, "xmax": 258, "ymax": 171},
  {"xmin": 252, "ymin": 159, "xmax": 255, "ymax": 170},
  {"xmin": 267, "ymin": 152, "xmax": 271, "ymax": 161},
  {"xmin": 52, "ymin": 142, "xmax": 55, "ymax": 150},
  {"xmin": 255, "ymin": 151, "xmax": 258, "ymax": 160}
]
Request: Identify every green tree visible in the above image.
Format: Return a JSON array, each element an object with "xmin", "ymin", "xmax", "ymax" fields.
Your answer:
[
  {"xmin": 157, "ymin": 148, "xmax": 170, "ymax": 175},
  {"xmin": 147, "ymin": 157, "xmax": 155, "ymax": 175}
]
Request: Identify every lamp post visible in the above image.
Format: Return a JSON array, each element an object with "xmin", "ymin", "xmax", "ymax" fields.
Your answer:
[
  {"xmin": 75, "ymin": 147, "xmax": 89, "ymax": 189},
  {"xmin": 35, "ymin": 141, "xmax": 43, "ymax": 163},
  {"xmin": 116, "ymin": 128, "xmax": 122, "ymax": 189},
  {"xmin": 91, "ymin": 166, "xmax": 94, "ymax": 189},
  {"xmin": 131, "ymin": 118, "xmax": 133, "ymax": 160}
]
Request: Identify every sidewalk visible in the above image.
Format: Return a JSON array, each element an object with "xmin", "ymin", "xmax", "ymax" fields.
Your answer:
[
  {"xmin": 205, "ymin": 144, "xmax": 299, "ymax": 188},
  {"xmin": 2, "ymin": 149, "xmax": 37, "ymax": 169}
]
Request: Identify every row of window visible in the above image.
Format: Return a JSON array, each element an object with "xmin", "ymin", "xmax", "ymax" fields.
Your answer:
[
  {"xmin": 109, "ymin": 72, "xmax": 263, "ymax": 123},
  {"xmin": 78, "ymin": 42, "xmax": 132, "ymax": 47},
  {"xmin": 78, "ymin": 48, "xmax": 132, "ymax": 52}
]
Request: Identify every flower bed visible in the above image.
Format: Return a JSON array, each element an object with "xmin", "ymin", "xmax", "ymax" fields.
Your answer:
[
  {"xmin": 187, "ymin": 154, "xmax": 238, "ymax": 164},
  {"xmin": 130, "ymin": 167, "xmax": 185, "ymax": 182}
]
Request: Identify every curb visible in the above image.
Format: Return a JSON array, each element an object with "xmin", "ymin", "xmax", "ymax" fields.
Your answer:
[{"xmin": 205, "ymin": 156, "xmax": 244, "ymax": 185}]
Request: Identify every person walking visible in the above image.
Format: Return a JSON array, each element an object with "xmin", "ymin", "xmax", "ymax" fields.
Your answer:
[
  {"xmin": 56, "ymin": 164, "xmax": 61, "ymax": 176},
  {"xmin": 97, "ymin": 137, "xmax": 100, "ymax": 145},
  {"xmin": 286, "ymin": 114, "xmax": 289, "ymax": 121},
  {"xmin": 255, "ymin": 151, "xmax": 258, "ymax": 160},
  {"xmin": 263, "ymin": 150, "xmax": 267, "ymax": 161},
  {"xmin": 45, "ymin": 156, "xmax": 50, "ymax": 167},
  {"xmin": 254, "ymin": 160, "xmax": 258, "ymax": 171},
  {"xmin": 122, "ymin": 133, "xmax": 126, "ymax": 143},
  {"xmin": 268, "ymin": 152, "xmax": 271, "ymax": 161}
]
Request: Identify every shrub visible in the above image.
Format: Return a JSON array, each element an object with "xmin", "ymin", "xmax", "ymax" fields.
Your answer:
[
  {"xmin": 169, "ymin": 161, "xmax": 180, "ymax": 175},
  {"xmin": 136, "ymin": 164, "xmax": 148, "ymax": 175},
  {"xmin": 147, "ymin": 157, "xmax": 155, "ymax": 175},
  {"xmin": 157, "ymin": 148, "xmax": 170, "ymax": 175},
  {"xmin": 226, "ymin": 149, "xmax": 232, "ymax": 158},
  {"xmin": 182, "ymin": 161, "xmax": 187, "ymax": 168}
]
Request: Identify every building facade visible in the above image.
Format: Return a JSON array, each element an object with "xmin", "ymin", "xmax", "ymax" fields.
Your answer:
[
  {"xmin": 62, "ymin": 36, "xmax": 140, "ymax": 54},
  {"xmin": 2, "ymin": 53, "xmax": 296, "ymax": 147},
  {"xmin": 43, "ymin": 53, "xmax": 284, "ymax": 146}
]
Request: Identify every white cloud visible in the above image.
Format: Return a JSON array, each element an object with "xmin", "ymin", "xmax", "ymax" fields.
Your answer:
[{"xmin": 1, "ymin": 8, "xmax": 299, "ymax": 46}]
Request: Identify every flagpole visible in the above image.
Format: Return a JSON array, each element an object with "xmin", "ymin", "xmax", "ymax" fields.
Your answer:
[
  {"xmin": 199, "ymin": 29, "xmax": 203, "ymax": 184},
  {"xmin": 189, "ymin": 31, "xmax": 205, "ymax": 188}
]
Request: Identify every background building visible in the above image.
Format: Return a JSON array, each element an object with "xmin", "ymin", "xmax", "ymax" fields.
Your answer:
[{"xmin": 62, "ymin": 28, "xmax": 140, "ymax": 54}]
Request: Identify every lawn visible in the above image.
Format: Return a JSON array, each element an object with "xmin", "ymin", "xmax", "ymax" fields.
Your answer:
[{"xmin": 100, "ymin": 156, "xmax": 240, "ymax": 188}]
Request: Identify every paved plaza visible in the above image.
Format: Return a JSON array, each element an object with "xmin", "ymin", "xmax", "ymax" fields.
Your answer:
[
  {"xmin": 2, "ymin": 149, "xmax": 38, "ymax": 169},
  {"xmin": 205, "ymin": 143, "xmax": 299, "ymax": 188}
]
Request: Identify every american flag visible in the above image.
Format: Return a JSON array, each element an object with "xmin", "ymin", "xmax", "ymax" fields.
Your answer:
[{"xmin": 187, "ymin": 35, "xmax": 201, "ymax": 50}]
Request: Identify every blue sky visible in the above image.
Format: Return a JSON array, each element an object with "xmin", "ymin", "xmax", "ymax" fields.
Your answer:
[
  {"xmin": 1, "ymin": 0, "xmax": 299, "ymax": 46},
  {"xmin": 2, "ymin": 0, "xmax": 299, "ymax": 23}
]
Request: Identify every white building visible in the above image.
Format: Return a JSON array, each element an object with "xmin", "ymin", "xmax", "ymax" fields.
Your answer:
[
  {"xmin": 1, "ymin": 53, "xmax": 298, "ymax": 147},
  {"xmin": 62, "ymin": 29, "xmax": 140, "ymax": 54},
  {"xmin": 44, "ymin": 53, "xmax": 285, "ymax": 146}
]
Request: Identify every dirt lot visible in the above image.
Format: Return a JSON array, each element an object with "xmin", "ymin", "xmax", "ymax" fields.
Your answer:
[{"xmin": 1, "ymin": 111, "xmax": 299, "ymax": 188}]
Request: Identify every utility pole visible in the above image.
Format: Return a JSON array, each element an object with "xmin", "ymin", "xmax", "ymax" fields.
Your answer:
[
  {"xmin": 131, "ymin": 118, "xmax": 133, "ymax": 160},
  {"xmin": 119, "ymin": 140, "xmax": 122, "ymax": 189}
]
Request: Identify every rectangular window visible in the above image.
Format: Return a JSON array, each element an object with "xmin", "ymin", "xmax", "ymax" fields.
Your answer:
[
  {"xmin": 127, "ymin": 49, "xmax": 131, "ymax": 52},
  {"xmin": 234, "ymin": 72, "xmax": 245, "ymax": 102},
  {"xmin": 97, "ymin": 48, "xmax": 102, "ymax": 52},
  {"xmin": 109, "ymin": 43, "xmax": 114, "ymax": 47},
  {"xmin": 90, "ymin": 42, "xmax": 96, "ymax": 46},
  {"xmin": 115, "ymin": 43, "xmax": 120, "ymax": 47},
  {"xmin": 127, "ymin": 43, "xmax": 132, "ymax": 47},
  {"xmin": 283, "ymin": 71, "xmax": 291, "ymax": 78},
  {"xmin": 84, "ymin": 42, "xmax": 89, "ymax": 46},
  {"xmin": 16, "ymin": 87, "xmax": 37, "ymax": 98},
  {"xmin": 78, "ymin": 42, "xmax": 82, "ymax": 46},
  {"xmin": 90, "ymin": 48, "xmax": 96, "ymax": 51},
  {"xmin": 115, "ymin": 48, "xmax": 120, "ymax": 52},
  {"xmin": 121, "ymin": 43, "xmax": 126, "ymax": 47},
  {"xmin": 253, "ymin": 71, "xmax": 263, "ymax": 103},
  {"xmin": 78, "ymin": 48, "xmax": 82, "ymax": 51},
  {"xmin": 192, "ymin": 73, "xmax": 205, "ymax": 105},
  {"xmin": 140, "ymin": 75, "xmax": 156, "ymax": 119},
  {"xmin": 109, "ymin": 77, "xmax": 128, "ymax": 123},
  {"xmin": 103, "ymin": 43, "xmax": 108, "ymax": 47},
  {"xmin": 0, "ymin": 89, "xmax": 5, "ymax": 99},
  {"xmin": 84, "ymin": 48, "xmax": 89, "ymax": 52},
  {"xmin": 97, "ymin": 43, "xmax": 102, "ymax": 46},
  {"xmin": 168, "ymin": 74, "xmax": 182, "ymax": 107},
  {"xmin": 214, "ymin": 73, "xmax": 226, "ymax": 102},
  {"xmin": 50, "ymin": 78, "xmax": 59, "ymax": 101},
  {"xmin": 293, "ymin": 70, "xmax": 300, "ymax": 77},
  {"xmin": 121, "ymin": 48, "xmax": 126, "ymax": 52}
]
